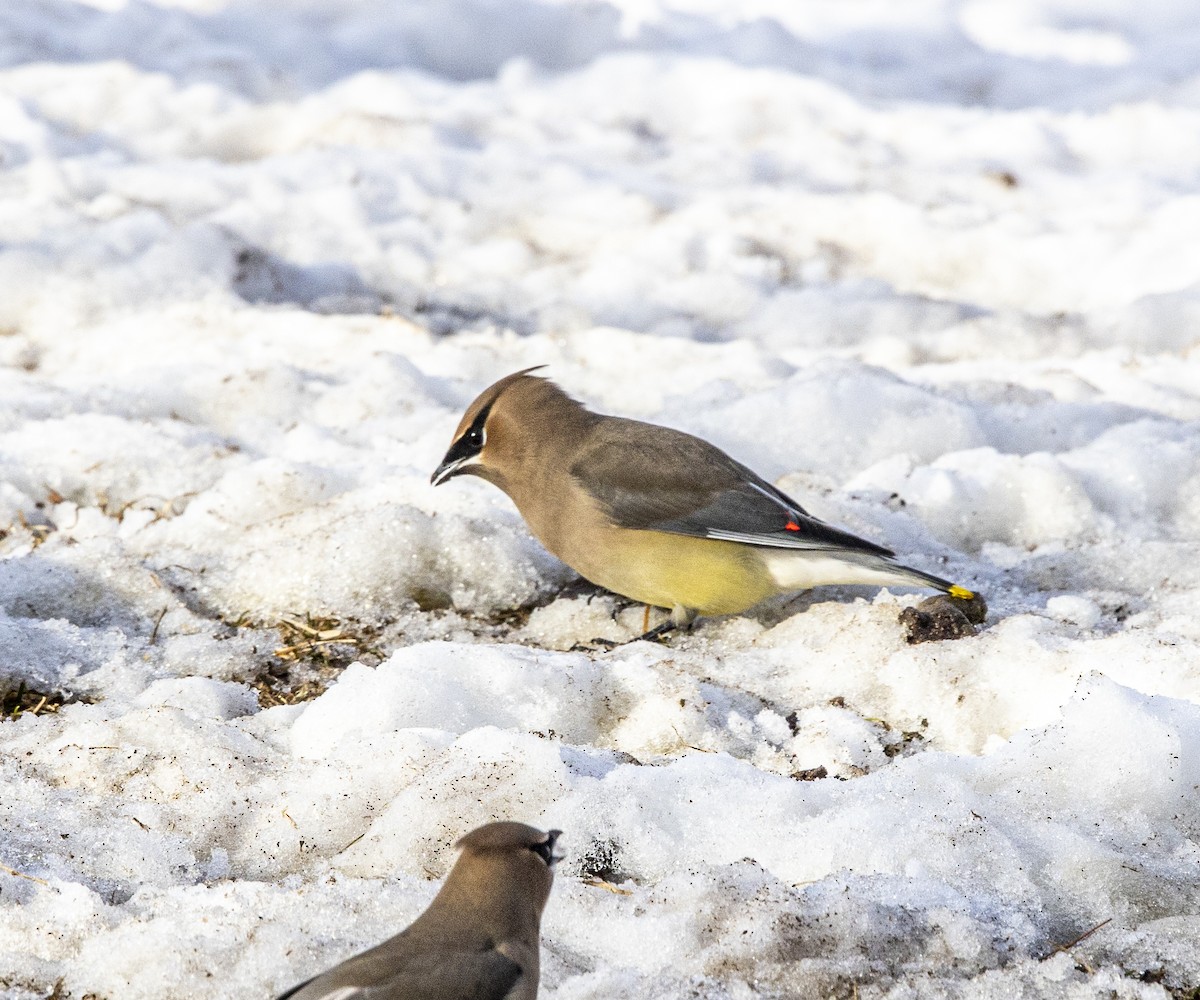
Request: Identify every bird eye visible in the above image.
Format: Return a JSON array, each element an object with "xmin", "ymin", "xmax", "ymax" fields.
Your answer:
[{"xmin": 464, "ymin": 426, "xmax": 484, "ymax": 449}]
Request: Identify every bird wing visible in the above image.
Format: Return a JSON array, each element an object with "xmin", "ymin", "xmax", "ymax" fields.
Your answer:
[
  {"xmin": 276, "ymin": 947, "xmax": 524, "ymax": 1000},
  {"xmin": 571, "ymin": 417, "xmax": 894, "ymax": 557},
  {"xmin": 275, "ymin": 985, "xmax": 359, "ymax": 1000},
  {"xmin": 272, "ymin": 975, "xmax": 325, "ymax": 1000},
  {"xmin": 372, "ymin": 949, "xmax": 523, "ymax": 1000}
]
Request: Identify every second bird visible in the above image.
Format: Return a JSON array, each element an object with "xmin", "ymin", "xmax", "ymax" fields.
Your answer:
[
  {"xmin": 275, "ymin": 821, "xmax": 561, "ymax": 1000},
  {"xmin": 432, "ymin": 369, "xmax": 974, "ymax": 633}
]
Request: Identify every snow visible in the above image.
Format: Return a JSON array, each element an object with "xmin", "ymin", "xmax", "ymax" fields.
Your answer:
[{"xmin": 1, "ymin": 0, "xmax": 1198, "ymax": 998}]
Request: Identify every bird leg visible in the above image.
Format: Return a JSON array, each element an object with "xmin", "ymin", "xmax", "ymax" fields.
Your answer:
[
  {"xmin": 586, "ymin": 614, "xmax": 673, "ymax": 649},
  {"xmin": 587, "ymin": 605, "xmax": 694, "ymax": 649},
  {"xmin": 634, "ymin": 619, "xmax": 676, "ymax": 643},
  {"xmin": 632, "ymin": 604, "xmax": 695, "ymax": 644}
]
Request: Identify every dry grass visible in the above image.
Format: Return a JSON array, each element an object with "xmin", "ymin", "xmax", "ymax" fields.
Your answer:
[
  {"xmin": 249, "ymin": 613, "xmax": 384, "ymax": 708},
  {"xmin": 0, "ymin": 682, "xmax": 86, "ymax": 722},
  {"xmin": 273, "ymin": 614, "xmax": 364, "ymax": 662},
  {"xmin": 251, "ymin": 675, "xmax": 335, "ymax": 709}
]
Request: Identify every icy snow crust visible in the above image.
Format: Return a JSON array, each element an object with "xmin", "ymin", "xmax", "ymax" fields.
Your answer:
[{"xmin": 2, "ymin": 0, "xmax": 1200, "ymax": 997}]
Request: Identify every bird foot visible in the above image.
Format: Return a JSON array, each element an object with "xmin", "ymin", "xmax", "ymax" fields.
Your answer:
[
  {"xmin": 569, "ymin": 621, "xmax": 676, "ymax": 652},
  {"xmin": 633, "ymin": 620, "xmax": 676, "ymax": 644}
]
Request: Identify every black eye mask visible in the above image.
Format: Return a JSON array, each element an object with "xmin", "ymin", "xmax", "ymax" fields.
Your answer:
[{"xmin": 529, "ymin": 830, "xmax": 562, "ymax": 866}]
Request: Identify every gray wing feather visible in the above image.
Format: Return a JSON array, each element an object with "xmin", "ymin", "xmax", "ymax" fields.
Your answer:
[
  {"xmin": 274, "ymin": 975, "xmax": 322, "ymax": 1000},
  {"xmin": 572, "ymin": 418, "xmax": 894, "ymax": 557},
  {"xmin": 278, "ymin": 947, "xmax": 523, "ymax": 1000}
]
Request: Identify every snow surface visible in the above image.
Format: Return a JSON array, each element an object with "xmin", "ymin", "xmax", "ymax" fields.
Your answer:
[{"xmin": 2, "ymin": 0, "xmax": 1200, "ymax": 997}]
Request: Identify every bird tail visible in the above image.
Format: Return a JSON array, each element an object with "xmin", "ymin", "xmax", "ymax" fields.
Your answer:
[
  {"xmin": 762, "ymin": 548, "xmax": 975, "ymax": 598},
  {"xmin": 882, "ymin": 559, "xmax": 975, "ymax": 599}
]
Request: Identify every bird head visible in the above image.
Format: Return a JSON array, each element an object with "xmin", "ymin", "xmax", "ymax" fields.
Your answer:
[
  {"xmin": 430, "ymin": 367, "xmax": 549, "ymax": 488},
  {"xmin": 455, "ymin": 820, "xmax": 563, "ymax": 872},
  {"xmin": 432, "ymin": 366, "xmax": 598, "ymax": 499},
  {"xmin": 445, "ymin": 821, "xmax": 563, "ymax": 926}
]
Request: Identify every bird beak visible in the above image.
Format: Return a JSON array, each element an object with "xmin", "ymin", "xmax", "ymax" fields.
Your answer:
[
  {"xmin": 431, "ymin": 453, "xmax": 467, "ymax": 486},
  {"xmin": 546, "ymin": 829, "xmax": 564, "ymax": 867}
]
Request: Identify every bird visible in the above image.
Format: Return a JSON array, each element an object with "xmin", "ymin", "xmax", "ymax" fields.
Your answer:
[
  {"xmin": 274, "ymin": 822, "xmax": 562, "ymax": 1000},
  {"xmin": 431, "ymin": 368, "xmax": 975, "ymax": 639}
]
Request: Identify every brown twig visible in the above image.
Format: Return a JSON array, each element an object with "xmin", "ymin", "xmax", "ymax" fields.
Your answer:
[
  {"xmin": 0, "ymin": 862, "xmax": 48, "ymax": 886},
  {"xmin": 583, "ymin": 877, "xmax": 633, "ymax": 896},
  {"xmin": 339, "ymin": 832, "xmax": 366, "ymax": 854},
  {"xmin": 149, "ymin": 607, "xmax": 168, "ymax": 645},
  {"xmin": 1046, "ymin": 917, "xmax": 1112, "ymax": 959}
]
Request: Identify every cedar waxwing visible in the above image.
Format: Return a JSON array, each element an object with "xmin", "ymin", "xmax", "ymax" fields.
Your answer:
[
  {"xmin": 275, "ymin": 822, "xmax": 561, "ymax": 1000},
  {"xmin": 432, "ymin": 368, "xmax": 975, "ymax": 635}
]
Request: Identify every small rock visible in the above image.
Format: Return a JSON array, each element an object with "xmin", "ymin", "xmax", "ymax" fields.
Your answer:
[{"xmin": 900, "ymin": 592, "xmax": 986, "ymax": 644}]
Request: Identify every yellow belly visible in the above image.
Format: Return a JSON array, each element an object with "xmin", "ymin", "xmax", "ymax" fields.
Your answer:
[{"xmin": 561, "ymin": 528, "xmax": 778, "ymax": 616}]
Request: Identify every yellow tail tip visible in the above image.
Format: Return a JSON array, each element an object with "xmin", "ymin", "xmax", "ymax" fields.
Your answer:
[{"xmin": 948, "ymin": 585, "xmax": 975, "ymax": 600}]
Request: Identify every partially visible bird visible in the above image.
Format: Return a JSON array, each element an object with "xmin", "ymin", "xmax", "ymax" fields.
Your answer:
[
  {"xmin": 432, "ymin": 368, "xmax": 974, "ymax": 636},
  {"xmin": 275, "ymin": 822, "xmax": 561, "ymax": 1000}
]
